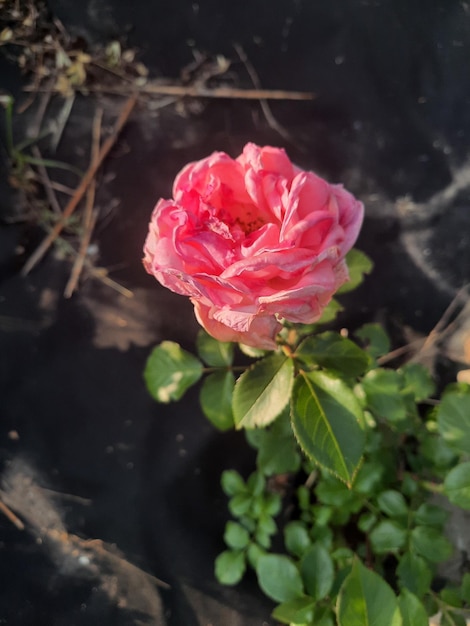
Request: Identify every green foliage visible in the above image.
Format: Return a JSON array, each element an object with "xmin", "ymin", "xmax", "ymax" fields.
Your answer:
[
  {"xmin": 300, "ymin": 544, "xmax": 334, "ymax": 600},
  {"xmin": 199, "ymin": 371, "xmax": 234, "ymax": 430},
  {"xmin": 272, "ymin": 597, "xmax": 316, "ymax": 624},
  {"xmin": 296, "ymin": 331, "xmax": 371, "ymax": 377},
  {"xmin": 444, "ymin": 462, "xmax": 470, "ymax": 510},
  {"xmin": 337, "ymin": 249, "xmax": 374, "ymax": 294},
  {"xmin": 398, "ymin": 589, "xmax": 429, "ymax": 626},
  {"xmin": 437, "ymin": 389, "xmax": 470, "ymax": 454},
  {"xmin": 337, "ymin": 559, "xmax": 402, "ymax": 626},
  {"xmin": 355, "ymin": 323, "xmax": 391, "ymax": 359},
  {"xmin": 291, "ymin": 370, "xmax": 365, "ymax": 485},
  {"xmin": 245, "ymin": 409, "xmax": 301, "ymax": 476},
  {"xmin": 196, "ymin": 330, "xmax": 234, "ymax": 366},
  {"xmin": 214, "ymin": 550, "xmax": 246, "ymax": 585},
  {"xmin": 144, "ymin": 273, "xmax": 470, "ymax": 625},
  {"xmin": 144, "ymin": 341, "xmax": 203, "ymax": 402},
  {"xmin": 315, "ymin": 298, "xmax": 344, "ymax": 325},
  {"xmin": 256, "ymin": 554, "xmax": 304, "ymax": 602},
  {"xmin": 233, "ymin": 353, "xmax": 294, "ymax": 428}
]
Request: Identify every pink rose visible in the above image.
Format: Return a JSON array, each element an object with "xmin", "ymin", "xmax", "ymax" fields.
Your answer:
[{"xmin": 143, "ymin": 143, "xmax": 364, "ymax": 349}]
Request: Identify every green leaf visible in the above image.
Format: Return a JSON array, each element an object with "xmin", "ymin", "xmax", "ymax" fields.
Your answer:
[
  {"xmin": 337, "ymin": 559, "xmax": 402, "ymax": 626},
  {"xmin": 272, "ymin": 597, "xmax": 316, "ymax": 625},
  {"xmin": 420, "ymin": 434, "xmax": 458, "ymax": 469},
  {"xmin": 284, "ymin": 521, "xmax": 311, "ymax": 558},
  {"xmin": 313, "ymin": 607, "xmax": 336, "ymax": 626},
  {"xmin": 247, "ymin": 471, "xmax": 266, "ymax": 496},
  {"xmin": 414, "ymin": 503, "xmax": 448, "ymax": 527},
  {"xmin": 228, "ymin": 493, "xmax": 252, "ymax": 516},
  {"xmin": 296, "ymin": 332, "xmax": 371, "ymax": 377},
  {"xmin": 247, "ymin": 542, "xmax": 265, "ymax": 568},
  {"xmin": 358, "ymin": 512, "xmax": 377, "ymax": 533},
  {"xmin": 255, "ymin": 528, "xmax": 272, "ymax": 549},
  {"xmin": 199, "ymin": 370, "xmax": 235, "ymax": 431},
  {"xmin": 224, "ymin": 521, "xmax": 250, "ymax": 549},
  {"xmin": 258, "ymin": 514, "xmax": 277, "ymax": 537},
  {"xmin": 361, "ymin": 368, "xmax": 407, "ymax": 422},
  {"xmin": 398, "ymin": 589, "xmax": 429, "ymax": 626},
  {"xmin": 301, "ymin": 544, "xmax": 334, "ymax": 601},
  {"xmin": 353, "ymin": 461, "xmax": 384, "ymax": 495},
  {"xmin": 221, "ymin": 470, "xmax": 245, "ymax": 496},
  {"xmin": 337, "ymin": 248, "xmax": 374, "ymax": 294},
  {"xmin": 369, "ymin": 520, "xmax": 407, "ymax": 554},
  {"xmin": 315, "ymin": 473, "xmax": 358, "ymax": 507},
  {"xmin": 440, "ymin": 587, "xmax": 463, "ymax": 609},
  {"xmin": 196, "ymin": 330, "xmax": 234, "ymax": 366},
  {"xmin": 399, "ymin": 363, "xmax": 435, "ymax": 402},
  {"xmin": 256, "ymin": 554, "xmax": 304, "ymax": 602},
  {"xmin": 233, "ymin": 354, "xmax": 294, "ymax": 429},
  {"xmin": 215, "ymin": 550, "xmax": 246, "ymax": 585},
  {"xmin": 355, "ymin": 323, "xmax": 391, "ymax": 359},
  {"xmin": 291, "ymin": 370, "xmax": 365, "ymax": 486},
  {"xmin": 238, "ymin": 343, "xmax": 268, "ymax": 358},
  {"xmin": 262, "ymin": 492, "xmax": 282, "ymax": 516},
  {"xmin": 255, "ymin": 410, "xmax": 301, "ymax": 476},
  {"xmin": 410, "ymin": 526, "xmax": 453, "ymax": 562},
  {"xmin": 441, "ymin": 611, "xmax": 467, "ymax": 626},
  {"xmin": 376, "ymin": 490, "xmax": 408, "ymax": 520},
  {"xmin": 144, "ymin": 341, "xmax": 203, "ymax": 402},
  {"xmin": 437, "ymin": 391, "xmax": 470, "ymax": 454},
  {"xmin": 444, "ymin": 462, "xmax": 470, "ymax": 509},
  {"xmin": 460, "ymin": 572, "xmax": 470, "ymax": 603},
  {"xmin": 397, "ymin": 553, "xmax": 432, "ymax": 598},
  {"xmin": 316, "ymin": 298, "xmax": 343, "ymax": 324}
]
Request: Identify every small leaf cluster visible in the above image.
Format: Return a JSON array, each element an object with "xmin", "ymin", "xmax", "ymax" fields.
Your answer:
[{"xmin": 215, "ymin": 469, "xmax": 282, "ymax": 585}]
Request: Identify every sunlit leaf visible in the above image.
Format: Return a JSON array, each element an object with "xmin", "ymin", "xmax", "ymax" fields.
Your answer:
[
  {"xmin": 337, "ymin": 248, "xmax": 373, "ymax": 294},
  {"xmin": 233, "ymin": 354, "xmax": 294, "ymax": 429},
  {"xmin": 144, "ymin": 341, "xmax": 203, "ymax": 403},
  {"xmin": 444, "ymin": 462, "xmax": 470, "ymax": 510},
  {"xmin": 337, "ymin": 559, "xmax": 402, "ymax": 626},
  {"xmin": 291, "ymin": 370, "xmax": 365, "ymax": 485}
]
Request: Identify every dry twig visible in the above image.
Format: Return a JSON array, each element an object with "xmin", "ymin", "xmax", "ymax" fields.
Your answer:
[
  {"xmin": 23, "ymin": 82, "xmax": 314, "ymax": 101},
  {"xmin": 64, "ymin": 106, "xmax": 103, "ymax": 298},
  {"xmin": 234, "ymin": 43, "xmax": 305, "ymax": 149},
  {"xmin": 0, "ymin": 498, "xmax": 25, "ymax": 531},
  {"xmin": 21, "ymin": 93, "xmax": 138, "ymax": 276},
  {"xmin": 31, "ymin": 146, "xmax": 62, "ymax": 214}
]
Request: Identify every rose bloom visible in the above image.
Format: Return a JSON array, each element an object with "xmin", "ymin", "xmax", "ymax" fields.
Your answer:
[{"xmin": 143, "ymin": 143, "xmax": 364, "ymax": 349}]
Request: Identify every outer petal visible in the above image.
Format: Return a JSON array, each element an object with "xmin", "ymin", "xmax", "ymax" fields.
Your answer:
[
  {"xmin": 332, "ymin": 184, "xmax": 365, "ymax": 254},
  {"xmin": 192, "ymin": 300, "xmax": 280, "ymax": 349}
]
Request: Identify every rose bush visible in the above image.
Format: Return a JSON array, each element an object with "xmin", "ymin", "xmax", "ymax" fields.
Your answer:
[{"xmin": 143, "ymin": 143, "xmax": 364, "ymax": 348}]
